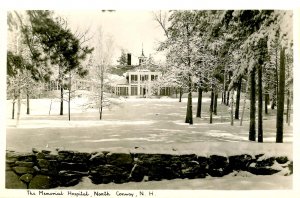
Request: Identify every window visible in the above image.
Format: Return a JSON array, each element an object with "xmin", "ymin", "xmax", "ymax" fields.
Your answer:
[
  {"xmin": 160, "ymin": 87, "xmax": 170, "ymax": 96},
  {"xmin": 117, "ymin": 87, "xmax": 128, "ymax": 96},
  {"xmin": 140, "ymin": 86, "xmax": 147, "ymax": 96},
  {"xmin": 131, "ymin": 86, "xmax": 138, "ymax": 95},
  {"xmin": 140, "ymin": 75, "xmax": 148, "ymax": 81},
  {"xmin": 131, "ymin": 75, "xmax": 138, "ymax": 82},
  {"xmin": 151, "ymin": 75, "xmax": 158, "ymax": 81}
]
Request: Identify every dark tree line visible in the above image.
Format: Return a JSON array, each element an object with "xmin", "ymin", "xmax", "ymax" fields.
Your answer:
[
  {"xmin": 7, "ymin": 11, "xmax": 93, "ymax": 123},
  {"xmin": 155, "ymin": 10, "xmax": 293, "ymax": 143}
]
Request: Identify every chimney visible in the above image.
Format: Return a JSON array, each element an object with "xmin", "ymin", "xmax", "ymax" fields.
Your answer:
[{"xmin": 127, "ymin": 53, "xmax": 131, "ymax": 65}]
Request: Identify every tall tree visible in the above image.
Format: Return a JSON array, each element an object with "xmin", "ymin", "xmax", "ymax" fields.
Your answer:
[
  {"xmin": 95, "ymin": 30, "xmax": 115, "ymax": 120},
  {"xmin": 276, "ymin": 47, "xmax": 285, "ymax": 143},
  {"xmin": 239, "ymin": 70, "xmax": 250, "ymax": 126},
  {"xmin": 285, "ymin": 48, "xmax": 293, "ymax": 126},
  {"xmin": 7, "ymin": 11, "xmax": 51, "ymax": 125},
  {"xmin": 271, "ymin": 11, "xmax": 293, "ymax": 143},
  {"xmin": 185, "ymin": 22, "xmax": 193, "ymax": 124},
  {"xmin": 216, "ymin": 10, "xmax": 291, "ymax": 143},
  {"xmin": 26, "ymin": 11, "xmax": 93, "ymax": 116},
  {"xmin": 256, "ymin": 36, "xmax": 268, "ymax": 143},
  {"xmin": 257, "ymin": 59, "xmax": 263, "ymax": 142},
  {"xmin": 249, "ymin": 67, "xmax": 256, "ymax": 141},
  {"xmin": 156, "ymin": 11, "xmax": 198, "ymax": 124},
  {"xmin": 268, "ymin": 30, "xmax": 280, "ymax": 110},
  {"xmin": 155, "ymin": 10, "xmax": 220, "ymax": 124},
  {"xmin": 83, "ymin": 28, "xmax": 115, "ymax": 120}
]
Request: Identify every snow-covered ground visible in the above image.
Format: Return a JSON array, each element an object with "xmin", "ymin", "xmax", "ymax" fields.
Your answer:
[
  {"xmin": 57, "ymin": 173, "xmax": 292, "ymax": 190},
  {"xmin": 5, "ymin": 96, "xmax": 294, "ymax": 190},
  {"xmin": 6, "ymin": 97, "xmax": 293, "ymax": 153}
]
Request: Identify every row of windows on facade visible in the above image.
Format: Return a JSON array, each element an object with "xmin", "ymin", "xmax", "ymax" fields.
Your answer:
[
  {"xmin": 45, "ymin": 82, "xmax": 173, "ymax": 96},
  {"xmin": 45, "ymin": 75, "xmax": 160, "ymax": 92},
  {"xmin": 129, "ymin": 74, "xmax": 158, "ymax": 82},
  {"xmin": 46, "ymin": 81, "xmax": 247, "ymax": 96},
  {"xmin": 115, "ymin": 86, "xmax": 173, "ymax": 96}
]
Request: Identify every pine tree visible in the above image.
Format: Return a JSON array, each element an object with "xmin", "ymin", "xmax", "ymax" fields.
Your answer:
[
  {"xmin": 117, "ymin": 49, "xmax": 128, "ymax": 65},
  {"xmin": 26, "ymin": 11, "xmax": 93, "ymax": 116},
  {"xmin": 7, "ymin": 11, "xmax": 51, "ymax": 125},
  {"xmin": 256, "ymin": 36, "xmax": 268, "ymax": 143}
]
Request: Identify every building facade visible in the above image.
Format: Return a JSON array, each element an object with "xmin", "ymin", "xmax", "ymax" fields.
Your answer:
[
  {"xmin": 114, "ymin": 48, "xmax": 173, "ymax": 97},
  {"xmin": 115, "ymin": 70, "xmax": 161, "ymax": 97}
]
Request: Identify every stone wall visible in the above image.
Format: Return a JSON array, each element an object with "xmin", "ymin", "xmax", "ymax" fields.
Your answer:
[{"xmin": 5, "ymin": 149, "xmax": 293, "ymax": 189}]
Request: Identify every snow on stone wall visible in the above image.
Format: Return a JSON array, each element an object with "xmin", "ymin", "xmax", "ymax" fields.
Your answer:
[{"xmin": 5, "ymin": 148, "xmax": 293, "ymax": 189}]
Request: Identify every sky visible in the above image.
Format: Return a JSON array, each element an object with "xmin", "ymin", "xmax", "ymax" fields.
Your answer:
[{"xmin": 57, "ymin": 10, "xmax": 167, "ymax": 65}]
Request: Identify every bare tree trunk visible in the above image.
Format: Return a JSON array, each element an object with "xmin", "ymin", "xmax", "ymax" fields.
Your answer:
[
  {"xmin": 272, "ymin": 48, "xmax": 279, "ymax": 110},
  {"xmin": 288, "ymin": 92, "xmax": 291, "ymax": 126},
  {"xmin": 240, "ymin": 72, "xmax": 250, "ymax": 126},
  {"xmin": 230, "ymin": 89, "xmax": 234, "ymax": 126},
  {"xmin": 226, "ymin": 90, "xmax": 230, "ymax": 106},
  {"xmin": 286, "ymin": 89, "xmax": 290, "ymax": 124},
  {"xmin": 275, "ymin": 49, "xmax": 279, "ymax": 104},
  {"xmin": 68, "ymin": 94, "xmax": 70, "ymax": 120},
  {"xmin": 179, "ymin": 87, "xmax": 183, "ymax": 102},
  {"xmin": 286, "ymin": 60, "xmax": 290, "ymax": 125},
  {"xmin": 98, "ymin": 105, "xmax": 102, "ymax": 120},
  {"xmin": 209, "ymin": 89, "xmax": 214, "ymax": 124},
  {"xmin": 276, "ymin": 47, "xmax": 285, "ymax": 143},
  {"xmin": 12, "ymin": 90, "xmax": 16, "ymax": 119},
  {"xmin": 100, "ymin": 88, "xmax": 103, "ymax": 120},
  {"xmin": 68, "ymin": 71, "xmax": 71, "ymax": 121},
  {"xmin": 214, "ymin": 92, "xmax": 218, "ymax": 115},
  {"xmin": 235, "ymin": 78, "xmax": 242, "ymax": 119},
  {"xmin": 12, "ymin": 100, "xmax": 15, "ymax": 119},
  {"xmin": 223, "ymin": 66, "xmax": 226, "ymax": 104},
  {"xmin": 15, "ymin": 25, "xmax": 21, "ymax": 126},
  {"xmin": 249, "ymin": 67, "xmax": 256, "ymax": 141},
  {"xmin": 26, "ymin": 87, "xmax": 30, "ymax": 115},
  {"xmin": 196, "ymin": 87, "xmax": 202, "ymax": 118},
  {"xmin": 185, "ymin": 76, "xmax": 193, "ymax": 124},
  {"xmin": 258, "ymin": 62, "xmax": 263, "ymax": 143},
  {"xmin": 271, "ymin": 93, "xmax": 276, "ymax": 109},
  {"xmin": 265, "ymin": 93, "xmax": 269, "ymax": 114},
  {"xmin": 100, "ymin": 66, "xmax": 104, "ymax": 120},
  {"xmin": 49, "ymin": 99, "xmax": 52, "ymax": 115},
  {"xmin": 60, "ymin": 86, "xmax": 64, "ymax": 115},
  {"xmin": 16, "ymin": 89, "xmax": 21, "ymax": 126},
  {"xmin": 59, "ymin": 65, "xmax": 64, "ymax": 115},
  {"xmin": 184, "ymin": 22, "xmax": 193, "ymax": 126},
  {"xmin": 222, "ymin": 92, "xmax": 224, "ymax": 104}
]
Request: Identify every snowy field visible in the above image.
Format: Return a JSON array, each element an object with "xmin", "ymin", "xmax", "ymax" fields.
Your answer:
[
  {"xmin": 6, "ymin": 96, "xmax": 293, "ymax": 153},
  {"xmin": 5, "ymin": 96, "xmax": 293, "ymax": 190}
]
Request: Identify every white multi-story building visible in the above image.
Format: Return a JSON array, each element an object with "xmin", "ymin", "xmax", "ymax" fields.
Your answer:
[
  {"xmin": 115, "ymin": 69, "xmax": 161, "ymax": 96},
  {"xmin": 114, "ymin": 48, "xmax": 173, "ymax": 97}
]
